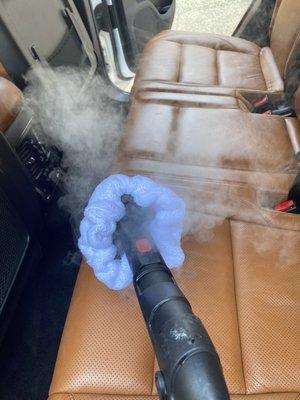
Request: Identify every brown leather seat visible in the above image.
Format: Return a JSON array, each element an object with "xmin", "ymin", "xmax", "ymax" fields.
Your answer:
[
  {"xmin": 133, "ymin": 0, "xmax": 300, "ymax": 94},
  {"xmin": 0, "ymin": 77, "xmax": 23, "ymax": 132},
  {"xmin": 49, "ymin": 217, "xmax": 300, "ymax": 400},
  {"xmin": 113, "ymin": 87, "xmax": 300, "ymax": 225}
]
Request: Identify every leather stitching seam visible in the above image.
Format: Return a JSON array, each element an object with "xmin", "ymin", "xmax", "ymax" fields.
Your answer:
[
  {"xmin": 164, "ymin": 38, "xmax": 259, "ymax": 56},
  {"xmin": 177, "ymin": 43, "xmax": 182, "ymax": 83},
  {"xmin": 216, "ymin": 50, "xmax": 220, "ymax": 86},
  {"xmin": 229, "ymin": 220, "xmax": 247, "ymax": 394}
]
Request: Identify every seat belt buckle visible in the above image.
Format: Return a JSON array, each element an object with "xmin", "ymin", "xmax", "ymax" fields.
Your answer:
[
  {"xmin": 253, "ymin": 95, "xmax": 269, "ymax": 109},
  {"xmin": 252, "ymin": 95, "xmax": 274, "ymax": 114},
  {"xmin": 274, "ymin": 200, "xmax": 298, "ymax": 213}
]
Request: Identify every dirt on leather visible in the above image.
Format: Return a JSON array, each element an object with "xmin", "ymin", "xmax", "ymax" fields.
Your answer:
[{"xmin": 173, "ymin": 0, "xmax": 252, "ymax": 35}]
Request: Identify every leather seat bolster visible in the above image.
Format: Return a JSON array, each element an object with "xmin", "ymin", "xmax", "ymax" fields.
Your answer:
[
  {"xmin": 285, "ymin": 117, "xmax": 300, "ymax": 160},
  {"xmin": 0, "ymin": 77, "xmax": 23, "ymax": 132},
  {"xmin": 259, "ymin": 47, "xmax": 284, "ymax": 92},
  {"xmin": 270, "ymin": 0, "xmax": 300, "ymax": 77}
]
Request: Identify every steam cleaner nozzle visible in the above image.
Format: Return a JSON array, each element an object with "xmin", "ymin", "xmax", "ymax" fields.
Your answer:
[
  {"xmin": 118, "ymin": 194, "xmax": 229, "ymax": 400},
  {"xmin": 79, "ymin": 174, "xmax": 229, "ymax": 399},
  {"xmin": 79, "ymin": 174, "xmax": 185, "ymax": 290}
]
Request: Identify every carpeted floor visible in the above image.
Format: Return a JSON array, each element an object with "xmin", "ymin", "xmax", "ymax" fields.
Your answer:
[{"xmin": 0, "ymin": 214, "xmax": 80, "ymax": 400}]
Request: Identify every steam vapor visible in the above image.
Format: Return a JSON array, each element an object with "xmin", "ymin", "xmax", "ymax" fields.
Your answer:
[
  {"xmin": 24, "ymin": 66, "xmax": 123, "ymax": 229},
  {"xmin": 23, "ymin": 65, "xmax": 299, "ymax": 262}
]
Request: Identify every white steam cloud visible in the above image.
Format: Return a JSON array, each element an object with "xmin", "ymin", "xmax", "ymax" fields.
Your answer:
[
  {"xmin": 22, "ymin": 65, "xmax": 298, "ymax": 266},
  {"xmin": 24, "ymin": 66, "xmax": 123, "ymax": 229}
]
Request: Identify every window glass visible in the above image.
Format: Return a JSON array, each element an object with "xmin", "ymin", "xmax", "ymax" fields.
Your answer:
[{"xmin": 173, "ymin": 0, "xmax": 253, "ymax": 35}]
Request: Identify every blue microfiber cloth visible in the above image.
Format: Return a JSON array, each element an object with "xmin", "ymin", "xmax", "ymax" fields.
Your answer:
[{"xmin": 79, "ymin": 174, "xmax": 186, "ymax": 290}]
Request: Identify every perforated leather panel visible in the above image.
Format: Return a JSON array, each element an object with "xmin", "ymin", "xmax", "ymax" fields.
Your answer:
[
  {"xmin": 50, "ymin": 394, "xmax": 300, "ymax": 400},
  {"xmin": 49, "ymin": 220, "xmax": 300, "ymax": 399},
  {"xmin": 231, "ymin": 221, "xmax": 300, "ymax": 393}
]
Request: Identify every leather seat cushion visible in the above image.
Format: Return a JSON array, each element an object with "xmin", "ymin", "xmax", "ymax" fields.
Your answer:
[
  {"xmin": 120, "ymin": 93, "xmax": 297, "ymax": 174},
  {"xmin": 113, "ymin": 91, "xmax": 300, "ymax": 225},
  {"xmin": 133, "ymin": 31, "xmax": 284, "ymax": 93},
  {"xmin": 49, "ymin": 219, "xmax": 300, "ymax": 399}
]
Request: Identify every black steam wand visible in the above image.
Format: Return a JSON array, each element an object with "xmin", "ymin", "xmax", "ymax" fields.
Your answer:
[{"xmin": 115, "ymin": 195, "xmax": 229, "ymax": 400}]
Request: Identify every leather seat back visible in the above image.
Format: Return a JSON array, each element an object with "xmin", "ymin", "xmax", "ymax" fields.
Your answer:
[
  {"xmin": 295, "ymin": 86, "xmax": 300, "ymax": 119},
  {"xmin": 270, "ymin": 0, "xmax": 300, "ymax": 78}
]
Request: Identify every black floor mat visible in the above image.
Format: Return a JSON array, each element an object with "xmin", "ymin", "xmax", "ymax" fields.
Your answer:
[{"xmin": 0, "ymin": 217, "xmax": 80, "ymax": 400}]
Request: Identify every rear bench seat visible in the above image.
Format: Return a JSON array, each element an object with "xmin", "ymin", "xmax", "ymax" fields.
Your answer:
[
  {"xmin": 133, "ymin": 0, "xmax": 300, "ymax": 94},
  {"xmin": 48, "ymin": 3, "xmax": 300, "ymax": 399}
]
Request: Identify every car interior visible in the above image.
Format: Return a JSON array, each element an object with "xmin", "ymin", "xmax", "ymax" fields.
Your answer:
[{"xmin": 0, "ymin": 0, "xmax": 299, "ymax": 399}]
